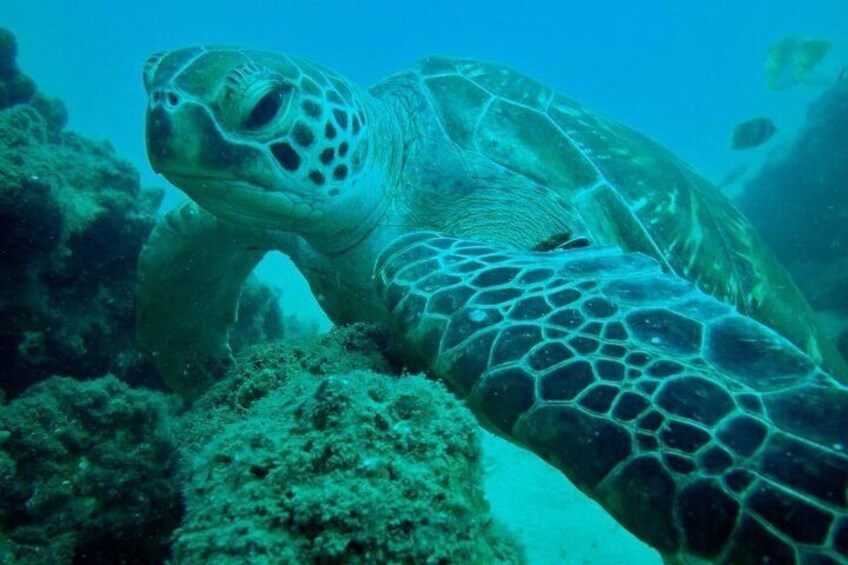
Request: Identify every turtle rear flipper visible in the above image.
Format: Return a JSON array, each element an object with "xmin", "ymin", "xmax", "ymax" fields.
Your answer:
[
  {"xmin": 137, "ymin": 202, "xmax": 292, "ymax": 400},
  {"xmin": 375, "ymin": 231, "xmax": 848, "ymax": 564}
]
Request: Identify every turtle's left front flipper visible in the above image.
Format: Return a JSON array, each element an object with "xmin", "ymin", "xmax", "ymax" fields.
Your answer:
[
  {"xmin": 137, "ymin": 202, "xmax": 293, "ymax": 400},
  {"xmin": 374, "ymin": 231, "xmax": 848, "ymax": 565}
]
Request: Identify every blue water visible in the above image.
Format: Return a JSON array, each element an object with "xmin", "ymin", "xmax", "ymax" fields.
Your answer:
[{"xmin": 6, "ymin": 0, "xmax": 847, "ymax": 193}]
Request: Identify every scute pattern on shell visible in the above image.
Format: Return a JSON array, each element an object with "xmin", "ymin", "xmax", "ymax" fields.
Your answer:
[{"xmin": 397, "ymin": 56, "xmax": 844, "ymax": 377}]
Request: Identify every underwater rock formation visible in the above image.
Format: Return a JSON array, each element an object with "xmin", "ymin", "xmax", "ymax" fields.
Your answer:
[
  {"xmin": 230, "ymin": 275, "xmax": 288, "ymax": 356},
  {"xmin": 174, "ymin": 324, "xmax": 524, "ymax": 564},
  {"xmin": 0, "ymin": 375, "xmax": 181, "ymax": 563},
  {"xmin": 0, "ymin": 34, "xmax": 164, "ymax": 396},
  {"xmin": 0, "ymin": 28, "xmax": 35, "ymax": 110},
  {"xmin": 0, "ymin": 28, "xmax": 285, "ymax": 397},
  {"xmin": 0, "ymin": 324, "xmax": 520, "ymax": 564},
  {"xmin": 737, "ymin": 78, "xmax": 848, "ymax": 359}
]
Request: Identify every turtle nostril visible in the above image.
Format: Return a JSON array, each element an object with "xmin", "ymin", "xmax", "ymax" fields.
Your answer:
[{"xmin": 150, "ymin": 89, "xmax": 181, "ymax": 109}]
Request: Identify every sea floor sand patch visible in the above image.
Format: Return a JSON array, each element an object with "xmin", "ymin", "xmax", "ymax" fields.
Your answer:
[{"xmin": 482, "ymin": 431, "xmax": 660, "ymax": 565}]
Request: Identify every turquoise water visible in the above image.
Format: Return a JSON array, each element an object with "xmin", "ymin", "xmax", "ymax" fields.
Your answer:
[
  {"xmin": 2, "ymin": 1, "xmax": 848, "ymax": 563},
  {"xmin": 7, "ymin": 1, "xmax": 847, "ymax": 188}
]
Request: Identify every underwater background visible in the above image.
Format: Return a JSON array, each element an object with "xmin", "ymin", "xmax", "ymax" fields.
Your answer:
[
  {"xmin": 6, "ymin": 1, "xmax": 847, "ymax": 188},
  {"xmin": 8, "ymin": 0, "xmax": 848, "ymax": 329},
  {"xmin": 2, "ymin": 1, "xmax": 847, "ymax": 563}
]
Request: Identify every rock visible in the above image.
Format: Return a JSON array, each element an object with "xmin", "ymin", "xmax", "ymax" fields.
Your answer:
[
  {"xmin": 29, "ymin": 92, "xmax": 68, "ymax": 141},
  {"xmin": 0, "ymin": 30, "xmax": 286, "ymax": 399},
  {"xmin": 0, "ymin": 98, "xmax": 164, "ymax": 396},
  {"xmin": 738, "ymin": 81, "xmax": 848, "ymax": 294},
  {"xmin": 0, "ymin": 28, "xmax": 36, "ymax": 109},
  {"xmin": 229, "ymin": 276, "xmax": 286, "ymax": 355},
  {"xmin": 0, "ymin": 376, "xmax": 182, "ymax": 564},
  {"xmin": 737, "ymin": 80, "xmax": 848, "ymax": 316},
  {"xmin": 0, "ymin": 28, "xmax": 16, "ymax": 71},
  {"xmin": 174, "ymin": 324, "xmax": 524, "ymax": 564}
]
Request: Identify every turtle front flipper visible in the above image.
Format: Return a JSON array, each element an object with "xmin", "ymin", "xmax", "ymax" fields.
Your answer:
[
  {"xmin": 374, "ymin": 231, "xmax": 848, "ymax": 564},
  {"xmin": 137, "ymin": 202, "xmax": 291, "ymax": 400}
]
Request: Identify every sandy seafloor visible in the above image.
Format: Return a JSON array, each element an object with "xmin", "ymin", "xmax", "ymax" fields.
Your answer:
[{"xmin": 482, "ymin": 432, "xmax": 660, "ymax": 564}]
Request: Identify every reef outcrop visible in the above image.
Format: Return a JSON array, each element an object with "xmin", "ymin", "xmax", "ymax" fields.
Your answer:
[
  {"xmin": 0, "ymin": 30, "xmax": 163, "ymax": 396},
  {"xmin": 0, "ymin": 376, "xmax": 181, "ymax": 563},
  {"xmin": 737, "ymin": 78, "xmax": 848, "ymax": 360},
  {"xmin": 0, "ymin": 28, "xmax": 35, "ymax": 110},
  {"xmin": 0, "ymin": 324, "xmax": 523, "ymax": 564},
  {"xmin": 0, "ymin": 101, "xmax": 165, "ymax": 395},
  {"xmin": 0, "ymin": 28, "xmax": 286, "ymax": 397},
  {"xmin": 174, "ymin": 324, "xmax": 524, "ymax": 564}
]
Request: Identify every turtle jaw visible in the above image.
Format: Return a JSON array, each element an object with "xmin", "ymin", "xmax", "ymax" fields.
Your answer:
[
  {"xmin": 159, "ymin": 168, "xmax": 387, "ymax": 249},
  {"xmin": 161, "ymin": 171, "xmax": 328, "ymax": 230},
  {"xmin": 155, "ymin": 154, "xmax": 387, "ymax": 245}
]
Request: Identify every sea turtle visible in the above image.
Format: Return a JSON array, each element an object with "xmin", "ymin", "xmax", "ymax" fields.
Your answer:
[{"xmin": 138, "ymin": 47, "xmax": 848, "ymax": 563}]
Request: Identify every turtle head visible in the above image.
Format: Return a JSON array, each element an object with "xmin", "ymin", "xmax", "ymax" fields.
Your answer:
[{"xmin": 144, "ymin": 47, "xmax": 392, "ymax": 244}]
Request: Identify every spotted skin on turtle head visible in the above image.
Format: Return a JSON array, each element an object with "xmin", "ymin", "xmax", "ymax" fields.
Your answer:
[
  {"xmin": 142, "ymin": 47, "xmax": 373, "ymax": 228},
  {"xmin": 375, "ymin": 231, "xmax": 848, "ymax": 564}
]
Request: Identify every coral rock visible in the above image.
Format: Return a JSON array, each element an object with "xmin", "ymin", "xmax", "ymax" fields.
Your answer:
[
  {"xmin": 0, "ymin": 375, "xmax": 182, "ymax": 563},
  {"xmin": 174, "ymin": 325, "xmax": 524, "ymax": 564}
]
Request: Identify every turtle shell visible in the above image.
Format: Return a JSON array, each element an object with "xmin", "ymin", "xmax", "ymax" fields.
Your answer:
[{"xmin": 376, "ymin": 56, "xmax": 845, "ymax": 377}]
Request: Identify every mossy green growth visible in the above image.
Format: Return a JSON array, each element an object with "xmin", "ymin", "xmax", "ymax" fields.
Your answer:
[
  {"xmin": 0, "ymin": 375, "xmax": 182, "ymax": 564},
  {"xmin": 0, "ymin": 28, "xmax": 36, "ymax": 109},
  {"xmin": 174, "ymin": 324, "xmax": 525, "ymax": 564},
  {"xmin": 0, "ymin": 91, "xmax": 163, "ymax": 395}
]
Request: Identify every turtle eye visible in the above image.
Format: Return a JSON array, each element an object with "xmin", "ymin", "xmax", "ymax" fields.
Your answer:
[{"xmin": 243, "ymin": 85, "xmax": 291, "ymax": 130}]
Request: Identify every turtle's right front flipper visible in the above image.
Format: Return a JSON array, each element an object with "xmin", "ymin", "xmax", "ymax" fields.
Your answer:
[
  {"xmin": 137, "ymin": 202, "xmax": 288, "ymax": 400},
  {"xmin": 375, "ymin": 231, "xmax": 848, "ymax": 564}
]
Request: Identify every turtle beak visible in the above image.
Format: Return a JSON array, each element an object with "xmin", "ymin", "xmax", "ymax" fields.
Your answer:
[
  {"xmin": 145, "ymin": 86, "xmax": 185, "ymax": 173},
  {"xmin": 146, "ymin": 104, "xmax": 174, "ymax": 173},
  {"xmin": 145, "ymin": 93, "xmax": 280, "ymax": 194}
]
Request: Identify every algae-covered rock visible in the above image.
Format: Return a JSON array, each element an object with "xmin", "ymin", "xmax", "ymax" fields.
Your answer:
[
  {"xmin": 737, "ymin": 79, "xmax": 848, "ymax": 316},
  {"xmin": 174, "ymin": 324, "xmax": 524, "ymax": 564},
  {"xmin": 0, "ymin": 28, "xmax": 284, "ymax": 398},
  {"xmin": 0, "ymin": 375, "xmax": 182, "ymax": 563},
  {"xmin": 179, "ymin": 323, "xmax": 393, "ymax": 438},
  {"xmin": 0, "ymin": 28, "xmax": 36, "ymax": 110},
  {"xmin": 737, "ymin": 78, "xmax": 848, "ymax": 366},
  {"xmin": 229, "ymin": 276, "xmax": 287, "ymax": 356},
  {"xmin": 0, "ymin": 64, "xmax": 164, "ymax": 396}
]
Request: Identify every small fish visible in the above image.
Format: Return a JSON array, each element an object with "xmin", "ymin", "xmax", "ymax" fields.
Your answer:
[
  {"xmin": 766, "ymin": 36, "xmax": 842, "ymax": 90},
  {"xmin": 731, "ymin": 117, "xmax": 776, "ymax": 150}
]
